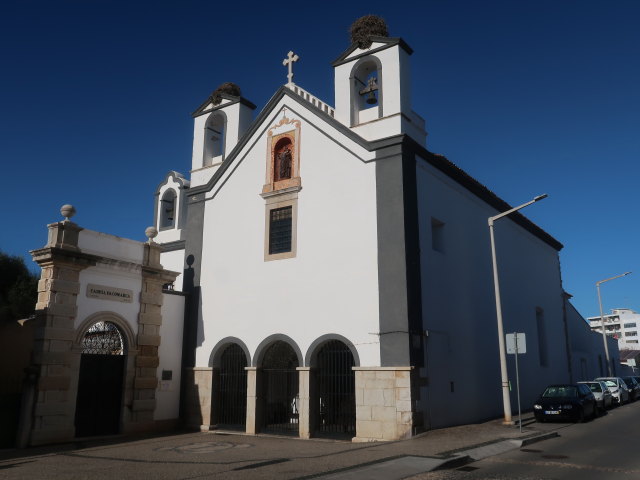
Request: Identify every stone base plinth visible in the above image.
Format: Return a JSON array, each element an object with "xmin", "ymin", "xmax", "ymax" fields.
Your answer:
[
  {"xmin": 183, "ymin": 367, "xmax": 213, "ymax": 429},
  {"xmin": 352, "ymin": 366, "xmax": 413, "ymax": 442}
]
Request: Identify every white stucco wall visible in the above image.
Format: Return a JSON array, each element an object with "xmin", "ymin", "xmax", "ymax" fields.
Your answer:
[
  {"xmin": 75, "ymin": 230, "xmax": 144, "ymax": 334},
  {"xmin": 155, "ymin": 292, "xmax": 185, "ymax": 420},
  {"xmin": 76, "ymin": 266, "xmax": 142, "ymax": 335},
  {"xmin": 415, "ymin": 157, "xmax": 568, "ymax": 428},
  {"xmin": 195, "ymin": 98, "xmax": 381, "ymax": 368},
  {"xmin": 160, "ymin": 249, "xmax": 185, "ymax": 291},
  {"xmin": 567, "ymin": 301, "xmax": 629, "ymax": 380},
  {"xmin": 78, "ymin": 230, "xmax": 144, "ymax": 264}
]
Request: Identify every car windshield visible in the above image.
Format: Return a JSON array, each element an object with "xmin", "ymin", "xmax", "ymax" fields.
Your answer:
[
  {"xmin": 585, "ymin": 383, "xmax": 602, "ymax": 392},
  {"xmin": 542, "ymin": 386, "xmax": 577, "ymax": 398},
  {"xmin": 603, "ymin": 380, "xmax": 617, "ymax": 387}
]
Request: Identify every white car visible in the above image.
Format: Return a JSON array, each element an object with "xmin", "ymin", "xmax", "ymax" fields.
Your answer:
[
  {"xmin": 595, "ymin": 377, "xmax": 630, "ymax": 405},
  {"xmin": 578, "ymin": 380, "xmax": 613, "ymax": 411}
]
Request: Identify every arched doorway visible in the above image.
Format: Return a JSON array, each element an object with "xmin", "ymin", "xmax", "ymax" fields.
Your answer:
[
  {"xmin": 74, "ymin": 321, "xmax": 126, "ymax": 437},
  {"xmin": 315, "ymin": 340, "xmax": 356, "ymax": 438},
  {"xmin": 261, "ymin": 341, "xmax": 299, "ymax": 435},
  {"xmin": 217, "ymin": 344, "xmax": 247, "ymax": 430}
]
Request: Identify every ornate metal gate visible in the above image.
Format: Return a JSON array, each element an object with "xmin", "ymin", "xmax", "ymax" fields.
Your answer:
[
  {"xmin": 315, "ymin": 340, "xmax": 355, "ymax": 437},
  {"xmin": 75, "ymin": 321, "xmax": 125, "ymax": 437},
  {"xmin": 217, "ymin": 344, "xmax": 247, "ymax": 429},
  {"xmin": 261, "ymin": 341, "xmax": 299, "ymax": 435}
]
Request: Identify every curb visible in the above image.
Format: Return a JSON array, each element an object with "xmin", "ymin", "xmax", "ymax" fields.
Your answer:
[
  {"xmin": 434, "ymin": 431, "xmax": 559, "ymax": 472},
  {"xmin": 519, "ymin": 431, "xmax": 559, "ymax": 447}
]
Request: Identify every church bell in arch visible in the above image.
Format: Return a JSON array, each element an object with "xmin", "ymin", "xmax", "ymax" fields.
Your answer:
[{"xmin": 359, "ymin": 76, "xmax": 379, "ymax": 105}]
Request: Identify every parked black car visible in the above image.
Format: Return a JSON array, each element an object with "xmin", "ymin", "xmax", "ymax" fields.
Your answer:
[
  {"xmin": 621, "ymin": 377, "xmax": 640, "ymax": 401},
  {"xmin": 533, "ymin": 384, "xmax": 597, "ymax": 422}
]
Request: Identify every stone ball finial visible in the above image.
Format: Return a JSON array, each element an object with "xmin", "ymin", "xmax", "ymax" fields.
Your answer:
[
  {"xmin": 350, "ymin": 15, "xmax": 389, "ymax": 49},
  {"xmin": 145, "ymin": 226, "xmax": 158, "ymax": 243},
  {"xmin": 60, "ymin": 204, "xmax": 76, "ymax": 222},
  {"xmin": 211, "ymin": 82, "xmax": 242, "ymax": 105}
]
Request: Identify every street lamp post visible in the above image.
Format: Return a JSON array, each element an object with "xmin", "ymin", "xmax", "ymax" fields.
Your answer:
[
  {"xmin": 597, "ymin": 272, "xmax": 632, "ymax": 376},
  {"xmin": 489, "ymin": 194, "xmax": 547, "ymax": 425}
]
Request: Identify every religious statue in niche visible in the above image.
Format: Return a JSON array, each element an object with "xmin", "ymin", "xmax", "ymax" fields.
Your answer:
[{"xmin": 274, "ymin": 141, "xmax": 293, "ymax": 182}]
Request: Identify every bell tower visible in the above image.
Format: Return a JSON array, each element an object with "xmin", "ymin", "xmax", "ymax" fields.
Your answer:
[
  {"xmin": 333, "ymin": 16, "xmax": 426, "ymax": 146},
  {"xmin": 190, "ymin": 83, "xmax": 256, "ymax": 187}
]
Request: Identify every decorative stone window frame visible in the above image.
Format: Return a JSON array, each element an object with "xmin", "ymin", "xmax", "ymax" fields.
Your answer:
[
  {"xmin": 260, "ymin": 114, "xmax": 302, "ymax": 261},
  {"xmin": 262, "ymin": 190, "xmax": 299, "ymax": 261},
  {"xmin": 262, "ymin": 116, "xmax": 302, "ymax": 194}
]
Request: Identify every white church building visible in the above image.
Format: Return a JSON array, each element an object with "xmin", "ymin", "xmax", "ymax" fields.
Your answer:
[
  {"xmin": 14, "ymin": 17, "xmax": 623, "ymax": 446},
  {"xmin": 152, "ymin": 22, "xmax": 572, "ymax": 441}
]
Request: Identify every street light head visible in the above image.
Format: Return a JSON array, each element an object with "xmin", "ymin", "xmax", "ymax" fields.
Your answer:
[{"xmin": 533, "ymin": 194, "xmax": 548, "ymax": 202}]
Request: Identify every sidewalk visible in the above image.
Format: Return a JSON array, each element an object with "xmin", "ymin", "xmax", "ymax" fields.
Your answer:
[{"xmin": 0, "ymin": 413, "xmax": 567, "ymax": 480}]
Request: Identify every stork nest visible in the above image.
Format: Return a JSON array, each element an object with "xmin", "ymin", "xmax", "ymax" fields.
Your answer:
[
  {"xmin": 211, "ymin": 82, "xmax": 241, "ymax": 105},
  {"xmin": 350, "ymin": 15, "xmax": 389, "ymax": 49}
]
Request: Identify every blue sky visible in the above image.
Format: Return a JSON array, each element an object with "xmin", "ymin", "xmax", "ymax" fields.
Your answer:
[{"xmin": 1, "ymin": 0, "xmax": 638, "ymax": 318}]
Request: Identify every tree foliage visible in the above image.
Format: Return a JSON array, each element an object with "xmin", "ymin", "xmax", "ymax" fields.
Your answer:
[{"xmin": 0, "ymin": 251, "xmax": 38, "ymax": 323}]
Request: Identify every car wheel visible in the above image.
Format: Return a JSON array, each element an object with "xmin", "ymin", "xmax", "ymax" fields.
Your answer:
[{"xmin": 577, "ymin": 407, "xmax": 585, "ymax": 423}]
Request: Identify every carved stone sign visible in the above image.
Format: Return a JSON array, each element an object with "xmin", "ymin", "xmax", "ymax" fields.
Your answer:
[{"xmin": 87, "ymin": 284, "xmax": 133, "ymax": 303}]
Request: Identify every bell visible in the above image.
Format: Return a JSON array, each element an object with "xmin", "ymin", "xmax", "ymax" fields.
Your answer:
[{"xmin": 365, "ymin": 91, "xmax": 377, "ymax": 105}]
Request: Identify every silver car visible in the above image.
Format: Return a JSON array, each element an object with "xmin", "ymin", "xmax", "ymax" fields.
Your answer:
[
  {"xmin": 578, "ymin": 380, "xmax": 613, "ymax": 411},
  {"xmin": 595, "ymin": 377, "xmax": 630, "ymax": 405}
]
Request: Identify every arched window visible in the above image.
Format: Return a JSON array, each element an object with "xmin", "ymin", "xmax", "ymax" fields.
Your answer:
[
  {"xmin": 351, "ymin": 57, "xmax": 382, "ymax": 125},
  {"xmin": 80, "ymin": 321, "xmax": 126, "ymax": 355},
  {"xmin": 273, "ymin": 138, "xmax": 293, "ymax": 182},
  {"xmin": 160, "ymin": 189, "xmax": 177, "ymax": 229},
  {"xmin": 203, "ymin": 113, "xmax": 226, "ymax": 166}
]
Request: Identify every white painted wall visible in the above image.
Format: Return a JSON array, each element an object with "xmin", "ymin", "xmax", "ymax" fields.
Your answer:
[
  {"xmin": 195, "ymin": 98, "xmax": 381, "ymax": 368},
  {"xmin": 75, "ymin": 230, "xmax": 144, "ymax": 334},
  {"xmin": 78, "ymin": 230, "xmax": 143, "ymax": 264},
  {"xmin": 160, "ymin": 249, "xmax": 185, "ymax": 291},
  {"xmin": 567, "ymin": 301, "xmax": 609, "ymax": 380},
  {"xmin": 155, "ymin": 292, "xmax": 185, "ymax": 420},
  {"xmin": 415, "ymin": 157, "xmax": 568, "ymax": 428},
  {"xmin": 76, "ymin": 266, "xmax": 142, "ymax": 334}
]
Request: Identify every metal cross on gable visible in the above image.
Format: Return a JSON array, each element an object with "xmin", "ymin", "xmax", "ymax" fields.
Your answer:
[{"xmin": 283, "ymin": 51, "xmax": 299, "ymax": 86}]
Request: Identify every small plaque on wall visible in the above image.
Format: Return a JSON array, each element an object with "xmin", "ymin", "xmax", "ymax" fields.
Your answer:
[{"xmin": 87, "ymin": 284, "xmax": 133, "ymax": 303}]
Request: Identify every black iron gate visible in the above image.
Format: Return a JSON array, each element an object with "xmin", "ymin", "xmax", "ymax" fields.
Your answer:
[
  {"xmin": 316, "ymin": 340, "xmax": 355, "ymax": 437},
  {"xmin": 261, "ymin": 341, "xmax": 299, "ymax": 435},
  {"xmin": 75, "ymin": 321, "xmax": 125, "ymax": 437},
  {"xmin": 217, "ymin": 344, "xmax": 247, "ymax": 429}
]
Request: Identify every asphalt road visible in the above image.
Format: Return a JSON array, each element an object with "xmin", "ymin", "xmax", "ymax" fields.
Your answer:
[
  {"xmin": 411, "ymin": 400, "xmax": 640, "ymax": 480},
  {"xmin": 2, "ymin": 401, "xmax": 636, "ymax": 479}
]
